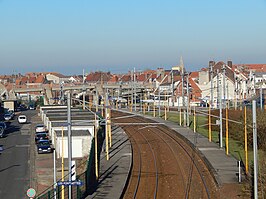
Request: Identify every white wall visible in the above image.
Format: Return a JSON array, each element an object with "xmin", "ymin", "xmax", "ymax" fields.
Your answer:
[{"xmin": 56, "ymin": 135, "xmax": 92, "ymax": 159}]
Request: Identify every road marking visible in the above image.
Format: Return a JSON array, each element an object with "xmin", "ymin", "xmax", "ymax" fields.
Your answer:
[
  {"xmin": 15, "ymin": 144, "xmax": 30, "ymax": 148},
  {"xmin": 123, "ymin": 153, "xmax": 132, "ymax": 156},
  {"xmin": 198, "ymin": 147, "xmax": 221, "ymax": 151},
  {"xmin": 21, "ymin": 131, "xmax": 30, "ymax": 135}
]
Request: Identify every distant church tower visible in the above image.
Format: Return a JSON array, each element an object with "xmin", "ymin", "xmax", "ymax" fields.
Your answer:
[{"xmin": 180, "ymin": 56, "xmax": 185, "ymax": 74}]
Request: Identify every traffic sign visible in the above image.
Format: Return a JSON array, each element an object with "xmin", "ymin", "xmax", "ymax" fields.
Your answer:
[
  {"xmin": 57, "ymin": 180, "xmax": 84, "ymax": 186},
  {"xmin": 27, "ymin": 188, "xmax": 36, "ymax": 198}
]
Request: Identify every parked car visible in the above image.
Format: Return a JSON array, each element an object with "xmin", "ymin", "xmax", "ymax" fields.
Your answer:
[
  {"xmin": 8, "ymin": 110, "xmax": 15, "ymax": 118},
  {"xmin": 0, "ymin": 126, "xmax": 5, "ymax": 138},
  {"xmin": 37, "ymin": 140, "xmax": 52, "ymax": 154},
  {"xmin": 35, "ymin": 124, "xmax": 47, "ymax": 133},
  {"xmin": 29, "ymin": 105, "xmax": 35, "ymax": 110},
  {"xmin": 35, "ymin": 132, "xmax": 49, "ymax": 144},
  {"xmin": 4, "ymin": 114, "xmax": 12, "ymax": 121},
  {"xmin": 19, "ymin": 104, "xmax": 27, "ymax": 111},
  {"xmin": 0, "ymin": 122, "xmax": 7, "ymax": 130},
  {"xmin": 18, "ymin": 115, "xmax": 27, "ymax": 124}
]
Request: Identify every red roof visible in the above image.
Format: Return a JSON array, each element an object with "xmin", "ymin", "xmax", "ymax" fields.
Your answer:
[
  {"xmin": 35, "ymin": 75, "xmax": 45, "ymax": 83},
  {"xmin": 190, "ymin": 71, "xmax": 199, "ymax": 79},
  {"xmin": 189, "ymin": 77, "xmax": 202, "ymax": 100},
  {"xmin": 108, "ymin": 75, "xmax": 118, "ymax": 83},
  {"xmin": 28, "ymin": 77, "xmax": 36, "ymax": 83},
  {"xmin": 20, "ymin": 77, "xmax": 28, "ymax": 84},
  {"xmin": 233, "ymin": 64, "xmax": 266, "ymax": 73},
  {"xmin": 85, "ymin": 72, "xmax": 112, "ymax": 82},
  {"xmin": 120, "ymin": 75, "xmax": 131, "ymax": 82}
]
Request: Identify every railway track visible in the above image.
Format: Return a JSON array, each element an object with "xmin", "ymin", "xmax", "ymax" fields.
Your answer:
[{"xmin": 112, "ymin": 111, "xmax": 218, "ymax": 199}]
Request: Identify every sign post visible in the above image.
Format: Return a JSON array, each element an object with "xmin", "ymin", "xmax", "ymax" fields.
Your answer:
[
  {"xmin": 57, "ymin": 180, "xmax": 84, "ymax": 186},
  {"xmin": 27, "ymin": 188, "xmax": 36, "ymax": 199}
]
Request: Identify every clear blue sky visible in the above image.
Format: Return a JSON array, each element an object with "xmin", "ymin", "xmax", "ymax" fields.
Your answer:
[{"xmin": 0, "ymin": 0, "xmax": 266, "ymax": 75}]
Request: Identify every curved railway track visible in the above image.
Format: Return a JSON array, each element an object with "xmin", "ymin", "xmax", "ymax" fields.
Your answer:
[{"xmin": 112, "ymin": 111, "xmax": 218, "ymax": 199}]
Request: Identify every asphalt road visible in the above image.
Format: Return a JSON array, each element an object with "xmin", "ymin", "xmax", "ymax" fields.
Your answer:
[{"xmin": 0, "ymin": 110, "xmax": 35, "ymax": 199}]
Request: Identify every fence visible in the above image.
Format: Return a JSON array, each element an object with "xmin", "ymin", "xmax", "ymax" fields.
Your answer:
[{"xmin": 36, "ymin": 127, "xmax": 105, "ymax": 199}]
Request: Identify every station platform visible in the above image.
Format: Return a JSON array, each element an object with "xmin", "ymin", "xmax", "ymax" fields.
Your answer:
[{"xmin": 86, "ymin": 126, "xmax": 132, "ymax": 199}]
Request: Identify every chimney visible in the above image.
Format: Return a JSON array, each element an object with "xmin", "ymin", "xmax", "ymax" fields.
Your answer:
[{"xmin": 209, "ymin": 61, "xmax": 215, "ymax": 68}]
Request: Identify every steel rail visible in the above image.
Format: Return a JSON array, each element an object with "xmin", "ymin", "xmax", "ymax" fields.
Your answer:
[
  {"xmin": 127, "ymin": 115, "xmax": 210, "ymax": 199},
  {"xmin": 126, "ymin": 121, "xmax": 159, "ymax": 199},
  {"xmin": 142, "ymin": 122, "xmax": 187, "ymax": 196},
  {"xmin": 129, "ymin": 129, "xmax": 142, "ymax": 199},
  {"xmin": 156, "ymin": 126, "xmax": 211, "ymax": 199},
  {"xmin": 137, "ymin": 127, "xmax": 159, "ymax": 199}
]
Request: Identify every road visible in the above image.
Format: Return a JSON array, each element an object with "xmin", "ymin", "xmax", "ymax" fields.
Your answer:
[{"xmin": 0, "ymin": 110, "xmax": 35, "ymax": 199}]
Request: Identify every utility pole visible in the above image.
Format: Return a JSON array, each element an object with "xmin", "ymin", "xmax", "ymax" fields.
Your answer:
[
  {"xmin": 227, "ymin": 80, "xmax": 229, "ymax": 105},
  {"xmin": 105, "ymin": 89, "xmax": 109, "ymax": 160},
  {"xmin": 67, "ymin": 92, "xmax": 72, "ymax": 199},
  {"xmin": 252, "ymin": 100, "xmax": 258, "ymax": 199},
  {"xmin": 171, "ymin": 70, "xmax": 174, "ymax": 107},
  {"xmin": 260, "ymin": 84, "xmax": 263, "ymax": 110},
  {"xmin": 131, "ymin": 70, "xmax": 133, "ymax": 111},
  {"xmin": 210, "ymin": 64, "xmax": 213, "ymax": 109},
  {"xmin": 182, "ymin": 72, "xmax": 185, "ymax": 108},
  {"xmin": 244, "ymin": 106, "xmax": 248, "ymax": 174},
  {"xmin": 134, "ymin": 68, "xmax": 137, "ymax": 112},
  {"xmin": 158, "ymin": 85, "xmax": 161, "ymax": 117},
  {"xmin": 186, "ymin": 74, "xmax": 189, "ymax": 127},
  {"xmin": 96, "ymin": 89, "xmax": 99, "ymax": 112},
  {"xmin": 218, "ymin": 71, "xmax": 223, "ymax": 148},
  {"xmin": 216, "ymin": 69, "xmax": 219, "ymax": 108},
  {"xmin": 60, "ymin": 81, "xmax": 64, "ymax": 105},
  {"xmin": 53, "ymin": 136, "xmax": 57, "ymax": 199},
  {"xmin": 223, "ymin": 64, "xmax": 226, "ymax": 108},
  {"xmin": 83, "ymin": 69, "xmax": 85, "ymax": 110},
  {"xmin": 234, "ymin": 72, "xmax": 237, "ymax": 110},
  {"xmin": 180, "ymin": 57, "xmax": 186, "ymax": 126},
  {"xmin": 140, "ymin": 89, "xmax": 143, "ymax": 112}
]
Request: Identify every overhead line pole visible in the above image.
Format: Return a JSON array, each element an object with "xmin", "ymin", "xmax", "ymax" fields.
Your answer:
[
  {"xmin": 252, "ymin": 100, "xmax": 258, "ymax": 199},
  {"xmin": 83, "ymin": 69, "xmax": 85, "ymax": 110},
  {"xmin": 260, "ymin": 84, "xmax": 263, "ymax": 111},
  {"xmin": 61, "ymin": 127, "xmax": 65, "ymax": 199},
  {"xmin": 134, "ymin": 68, "xmax": 137, "ymax": 112},
  {"xmin": 223, "ymin": 64, "xmax": 226, "ymax": 108},
  {"xmin": 244, "ymin": 106, "xmax": 248, "ymax": 174},
  {"xmin": 105, "ymin": 90, "xmax": 109, "ymax": 160},
  {"xmin": 67, "ymin": 92, "xmax": 72, "ymax": 199},
  {"xmin": 96, "ymin": 88, "xmax": 99, "ymax": 112},
  {"xmin": 171, "ymin": 70, "xmax": 174, "ymax": 107},
  {"xmin": 182, "ymin": 71, "xmax": 185, "ymax": 126},
  {"xmin": 218, "ymin": 70, "xmax": 223, "ymax": 148},
  {"xmin": 186, "ymin": 74, "xmax": 189, "ymax": 127},
  {"xmin": 216, "ymin": 69, "xmax": 219, "ymax": 108},
  {"xmin": 158, "ymin": 86, "xmax": 161, "ymax": 117},
  {"xmin": 210, "ymin": 64, "xmax": 213, "ymax": 109}
]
